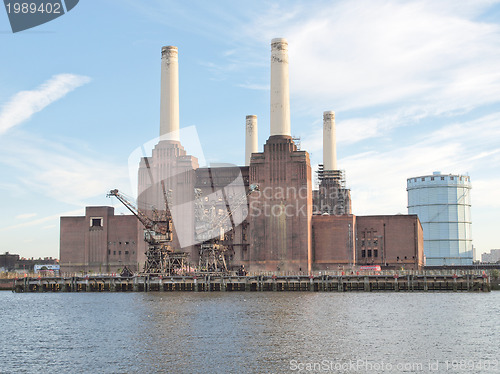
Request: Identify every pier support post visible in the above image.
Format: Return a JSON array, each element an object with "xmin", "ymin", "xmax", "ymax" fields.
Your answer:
[{"xmin": 364, "ymin": 277, "xmax": 370, "ymax": 292}]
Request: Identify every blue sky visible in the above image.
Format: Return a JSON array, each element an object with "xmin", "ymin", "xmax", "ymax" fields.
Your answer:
[{"xmin": 1, "ymin": 0, "xmax": 499, "ymax": 260}]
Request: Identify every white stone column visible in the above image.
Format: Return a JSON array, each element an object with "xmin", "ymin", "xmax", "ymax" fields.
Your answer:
[
  {"xmin": 160, "ymin": 46, "xmax": 180, "ymax": 141},
  {"xmin": 245, "ymin": 115, "xmax": 258, "ymax": 166},
  {"xmin": 270, "ymin": 38, "xmax": 291, "ymax": 136},
  {"xmin": 323, "ymin": 111, "xmax": 337, "ymax": 170}
]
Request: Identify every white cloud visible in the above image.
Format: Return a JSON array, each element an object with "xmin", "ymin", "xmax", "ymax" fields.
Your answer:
[
  {"xmin": 0, "ymin": 74, "xmax": 91, "ymax": 135},
  {"xmin": 15, "ymin": 213, "xmax": 37, "ymax": 220},
  {"xmin": 0, "ymin": 209, "xmax": 82, "ymax": 232},
  {"xmin": 0, "ymin": 132, "xmax": 130, "ymax": 207},
  {"xmin": 237, "ymin": 0, "xmax": 500, "ymax": 118},
  {"xmin": 340, "ymin": 112, "xmax": 500, "ymax": 214}
]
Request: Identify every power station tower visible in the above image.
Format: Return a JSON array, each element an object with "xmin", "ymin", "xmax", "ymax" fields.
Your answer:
[
  {"xmin": 407, "ymin": 172, "xmax": 473, "ymax": 266},
  {"xmin": 315, "ymin": 111, "xmax": 351, "ymax": 215}
]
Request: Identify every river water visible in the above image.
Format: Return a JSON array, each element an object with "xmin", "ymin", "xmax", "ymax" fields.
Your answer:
[{"xmin": 0, "ymin": 291, "xmax": 498, "ymax": 374}]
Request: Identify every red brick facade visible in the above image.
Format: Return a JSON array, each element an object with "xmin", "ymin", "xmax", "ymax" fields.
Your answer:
[
  {"xmin": 60, "ymin": 207, "xmax": 138, "ymax": 274},
  {"xmin": 311, "ymin": 214, "xmax": 424, "ymax": 271},
  {"xmin": 248, "ymin": 135, "xmax": 312, "ymax": 272}
]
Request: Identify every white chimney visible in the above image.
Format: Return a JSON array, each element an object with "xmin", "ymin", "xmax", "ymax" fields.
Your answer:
[
  {"xmin": 160, "ymin": 46, "xmax": 180, "ymax": 141},
  {"xmin": 245, "ymin": 115, "xmax": 258, "ymax": 166},
  {"xmin": 323, "ymin": 111, "xmax": 337, "ymax": 170},
  {"xmin": 270, "ymin": 38, "xmax": 291, "ymax": 136}
]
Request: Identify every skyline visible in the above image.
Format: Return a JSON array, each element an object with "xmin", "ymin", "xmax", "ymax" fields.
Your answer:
[{"xmin": 1, "ymin": 0, "xmax": 499, "ymax": 259}]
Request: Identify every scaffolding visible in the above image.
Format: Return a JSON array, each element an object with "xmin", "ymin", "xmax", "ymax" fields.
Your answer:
[
  {"xmin": 316, "ymin": 164, "xmax": 351, "ymax": 215},
  {"xmin": 194, "ymin": 183, "xmax": 258, "ymax": 275}
]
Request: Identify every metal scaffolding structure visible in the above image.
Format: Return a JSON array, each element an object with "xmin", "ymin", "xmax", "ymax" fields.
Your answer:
[
  {"xmin": 194, "ymin": 183, "xmax": 259, "ymax": 274},
  {"xmin": 316, "ymin": 164, "xmax": 351, "ymax": 215}
]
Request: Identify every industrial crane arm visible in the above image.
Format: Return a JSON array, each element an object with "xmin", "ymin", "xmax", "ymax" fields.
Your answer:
[{"xmin": 107, "ymin": 189, "xmax": 154, "ymax": 230}]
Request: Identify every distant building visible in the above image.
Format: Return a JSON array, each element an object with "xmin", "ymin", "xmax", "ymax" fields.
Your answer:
[
  {"xmin": 407, "ymin": 172, "xmax": 473, "ymax": 266},
  {"xmin": 0, "ymin": 252, "xmax": 19, "ymax": 272},
  {"xmin": 482, "ymin": 249, "xmax": 500, "ymax": 263},
  {"xmin": 0, "ymin": 252, "xmax": 58, "ymax": 273}
]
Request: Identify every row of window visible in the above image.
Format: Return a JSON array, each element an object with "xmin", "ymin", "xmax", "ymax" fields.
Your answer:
[
  {"xmin": 107, "ymin": 241, "xmax": 135, "ymax": 245},
  {"xmin": 108, "ymin": 250, "xmax": 134, "ymax": 256},
  {"xmin": 409, "ymin": 176, "xmax": 469, "ymax": 183},
  {"xmin": 361, "ymin": 249, "xmax": 378, "ymax": 258}
]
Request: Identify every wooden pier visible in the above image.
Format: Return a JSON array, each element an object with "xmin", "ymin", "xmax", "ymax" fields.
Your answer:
[{"xmin": 12, "ymin": 273, "xmax": 491, "ymax": 293}]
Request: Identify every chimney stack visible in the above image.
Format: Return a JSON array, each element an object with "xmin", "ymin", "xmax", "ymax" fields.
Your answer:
[
  {"xmin": 160, "ymin": 46, "xmax": 180, "ymax": 141},
  {"xmin": 270, "ymin": 38, "xmax": 291, "ymax": 137},
  {"xmin": 245, "ymin": 115, "xmax": 258, "ymax": 166},
  {"xmin": 323, "ymin": 111, "xmax": 337, "ymax": 170}
]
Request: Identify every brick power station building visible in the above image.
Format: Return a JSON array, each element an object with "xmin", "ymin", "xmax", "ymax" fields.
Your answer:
[{"xmin": 60, "ymin": 39, "xmax": 424, "ymax": 274}]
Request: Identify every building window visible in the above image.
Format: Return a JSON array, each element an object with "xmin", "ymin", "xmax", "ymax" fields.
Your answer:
[
  {"xmin": 373, "ymin": 239, "xmax": 378, "ymax": 246},
  {"xmin": 451, "ymin": 176, "xmax": 454, "ymax": 180},
  {"xmin": 90, "ymin": 217, "xmax": 103, "ymax": 227},
  {"xmin": 361, "ymin": 240, "xmax": 365, "ymax": 247},
  {"xmin": 113, "ymin": 251, "xmax": 116, "ymax": 255},
  {"xmin": 374, "ymin": 250, "xmax": 378, "ymax": 257},
  {"xmin": 125, "ymin": 242, "xmax": 129, "ymax": 245},
  {"xmin": 441, "ymin": 177, "xmax": 445, "ymax": 180},
  {"xmin": 368, "ymin": 250, "xmax": 372, "ymax": 257},
  {"xmin": 361, "ymin": 250, "xmax": 366, "ymax": 258},
  {"xmin": 431, "ymin": 177, "xmax": 434, "ymax": 181},
  {"xmin": 125, "ymin": 251, "xmax": 129, "ymax": 255},
  {"xmin": 421, "ymin": 177, "xmax": 425, "ymax": 181},
  {"xmin": 119, "ymin": 251, "xmax": 121, "ymax": 256},
  {"xmin": 108, "ymin": 250, "xmax": 110, "ymax": 255}
]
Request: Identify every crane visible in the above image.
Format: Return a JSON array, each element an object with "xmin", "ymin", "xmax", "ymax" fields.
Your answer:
[{"xmin": 107, "ymin": 187, "xmax": 188, "ymax": 275}]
